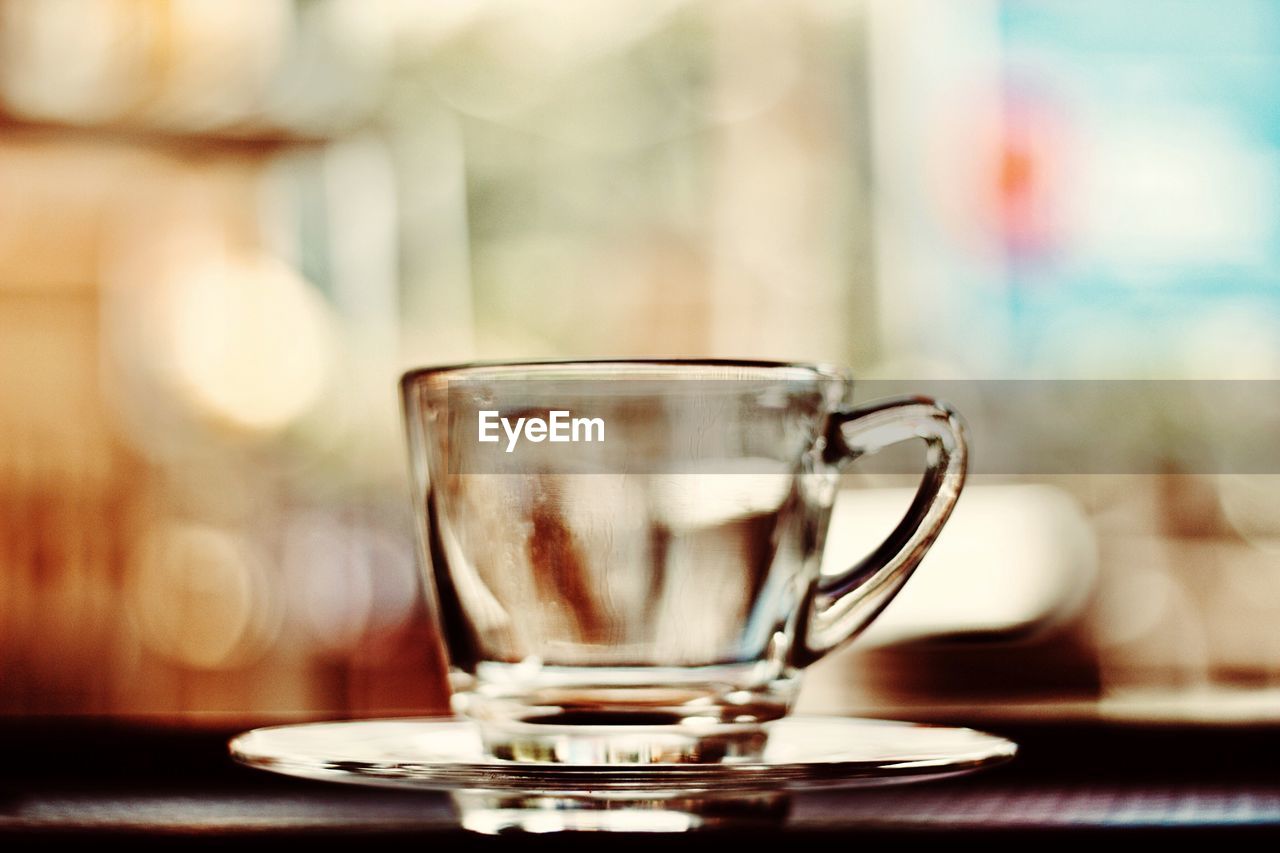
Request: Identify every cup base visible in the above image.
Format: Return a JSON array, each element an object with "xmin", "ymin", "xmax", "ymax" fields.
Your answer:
[
  {"xmin": 476, "ymin": 713, "xmax": 770, "ymax": 765},
  {"xmin": 456, "ymin": 685, "xmax": 788, "ymax": 764}
]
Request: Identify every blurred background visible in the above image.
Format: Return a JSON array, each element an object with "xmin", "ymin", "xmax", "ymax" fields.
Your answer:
[{"xmin": 4, "ymin": 0, "xmax": 1280, "ymax": 724}]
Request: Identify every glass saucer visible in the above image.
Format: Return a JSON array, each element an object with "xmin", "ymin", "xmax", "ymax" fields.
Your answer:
[{"xmin": 230, "ymin": 715, "xmax": 1015, "ymax": 832}]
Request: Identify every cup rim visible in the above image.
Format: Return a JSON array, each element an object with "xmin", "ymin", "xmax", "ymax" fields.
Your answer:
[{"xmin": 399, "ymin": 358, "xmax": 851, "ymax": 391}]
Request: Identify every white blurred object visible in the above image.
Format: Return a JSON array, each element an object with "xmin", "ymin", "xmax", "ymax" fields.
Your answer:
[{"xmin": 822, "ymin": 483, "xmax": 1097, "ymax": 647}]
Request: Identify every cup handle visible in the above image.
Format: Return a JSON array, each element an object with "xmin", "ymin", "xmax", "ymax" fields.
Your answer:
[{"xmin": 795, "ymin": 395, "xmax": 968, "ymax": 666}]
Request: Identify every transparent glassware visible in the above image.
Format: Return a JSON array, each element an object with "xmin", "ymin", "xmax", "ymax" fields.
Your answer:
[
  {"xmin": 400, "ymin": 360, "xmax": 967, "ymax": 763},
  {"xmin": 230, "ymin": 716, "xmax": 1016, "ymax": 833}
]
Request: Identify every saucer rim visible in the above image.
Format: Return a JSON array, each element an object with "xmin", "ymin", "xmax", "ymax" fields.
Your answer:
[{"xmin": 229, "ymin": 714, "xmax": 1017, "ymax": 794}]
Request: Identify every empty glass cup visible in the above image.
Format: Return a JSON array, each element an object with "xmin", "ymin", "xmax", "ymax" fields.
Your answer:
[{"xmin": 400, "ymin": 360, "xmax": 967, "ymax": 763}]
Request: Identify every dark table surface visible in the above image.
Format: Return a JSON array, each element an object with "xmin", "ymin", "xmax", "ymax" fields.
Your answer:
[{"xmin": 3, "ymin": 716, "xmax": 1279, "ymax": 848}]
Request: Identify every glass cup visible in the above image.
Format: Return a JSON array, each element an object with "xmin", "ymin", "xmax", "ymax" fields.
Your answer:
[{"xmin": 400, "ymin": 360, "xmax": 967, "ymax": 763}]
